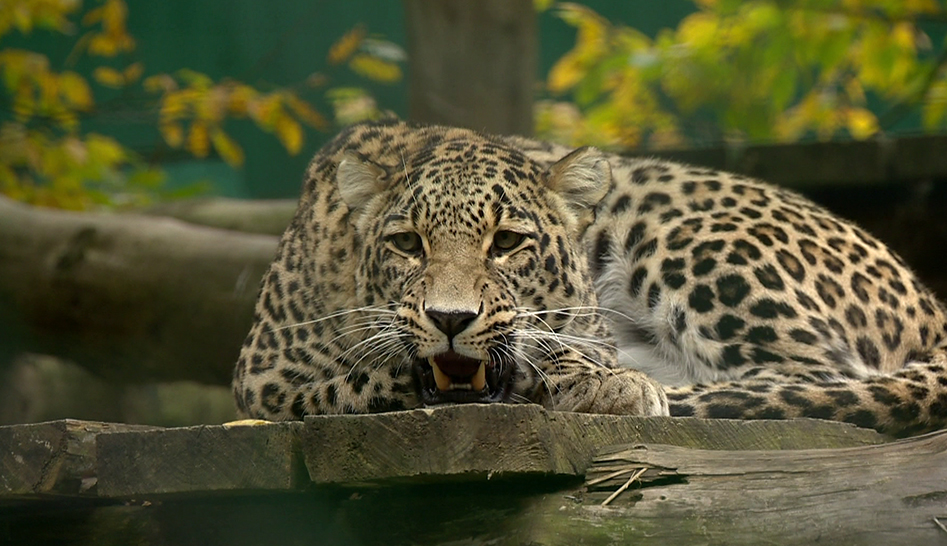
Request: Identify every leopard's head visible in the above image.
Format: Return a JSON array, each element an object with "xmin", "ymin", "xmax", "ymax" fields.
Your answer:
[{"xmin": 336, "ymin": 137, "xmax": 613, "ymax": 405}]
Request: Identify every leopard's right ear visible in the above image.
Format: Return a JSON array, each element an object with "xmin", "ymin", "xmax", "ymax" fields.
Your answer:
[{"xmin": 336, "ymin": 152, "xmax": 388, "ymax": 211}]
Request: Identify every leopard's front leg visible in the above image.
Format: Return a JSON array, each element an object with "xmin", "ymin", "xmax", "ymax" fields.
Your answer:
[{"xmin": 529, "ymin": 348, "xmax": 670, "ymax": 416}]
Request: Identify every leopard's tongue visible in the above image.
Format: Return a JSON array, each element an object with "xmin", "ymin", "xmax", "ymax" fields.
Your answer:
[{"xmin": 429, "ymin": 353, "xmax": 487, "ymax": 392}]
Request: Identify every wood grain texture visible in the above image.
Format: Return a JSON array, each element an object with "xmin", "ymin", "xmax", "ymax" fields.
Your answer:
[
  {"xmin": 301, "ymin": 405, "xmax": 886, "ymax": 485},
  {"xmin": 3, "ymin": 410, "xmax": 944, "ymax": 545},
  {"xmin": 0, "ymin": 420, "xmax": 155, "ymax": 497},
  {"xmin": 95, "ymin": 422, "xmax": 304, "ymax": 497},
  {"xmin": 580, "ymin": 430, "xmax": 947, "ymax": 545}
]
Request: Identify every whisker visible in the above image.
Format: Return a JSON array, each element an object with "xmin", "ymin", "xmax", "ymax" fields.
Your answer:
[{"xmin": 272, "ymin": 305, "xmax": 397, "ymax": 332}]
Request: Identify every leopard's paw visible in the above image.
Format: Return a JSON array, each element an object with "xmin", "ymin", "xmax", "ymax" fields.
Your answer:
[{"xmin": 549, "ymin": 369, "xmax": 669, "ymax": 416}]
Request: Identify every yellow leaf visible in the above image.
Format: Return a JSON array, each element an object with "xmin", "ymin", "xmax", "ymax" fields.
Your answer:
[
  {"xmin": 123, "ymin": 62, "xmax": 143, "ymax": 83},
  {"xmin": 160, "ymin": 121, "xmax": 184, "ymax": 148},
  {"xmin": 328, "ymin": 25, "xmax": 366, "ymax": 65},
  {"xmin": 227, "ymin": 84, "xmax": 257, "ymax": 116},
  {"xmin": 548, "ymin": 54, "xmax": 584, "ymax": 92},
  {"xmin": 249, "ymin": 94, "xmax": 281, "ymax": 127},
  {"xmin": 176, "ymin": 68, "xmax": 212, "ymax": 89},
  {"xmin": 54, "ymin": 110, "xmax": 79, "ymax": 132},
  {"xmin": 349, "ymin": 54, "xmax": 402, "ymax": 83},
  {"xmin": 211, "ymin": 129, "xmax": 244, "ymax": 167},
  {"xmin": 102, "ymin": 0, "xmax": 128, "ymax": 33},
  {"xmin": 93, "ymin": 66, "xmax": 124, "ymax": 87},
  {"xmin": 285, "ymin": 94, "xmax": 328, "ymax": 129},
  {"xmin": 922, "ymin": 80, "xmax": 947, "ymax": 128},
  {"xmin": 326, "ymin": 87, "xmax": 378, "ymax": 125},
  {"xmin": 193, "ymin": 87, "xmax": 224, "ymax": 121},
  {"xmin": 87, "ymin": 34, "xmax": 118, "ymax": 56},
  {"xmin": 62, "ymin": 136, "xmax": 87, "ymax": 163},
  {"xmin": 143, "ymin": 74, "xmax": 176, "ymax": 93},
  {"xmin": 13, "ymin": 6, "xmax": 32, "ymax": 33},
  {"xmin": 59, "ymin": 71, "xmax": 92, "ymax": 109},
  {"xmin": 844, "ymin": 78, "xmax": 866, "ymax": 104},
  {"xmin": 533, "ymin": 0, "xmax": 556, "ymax": 11},
  {"xmin": 845, "ymin": 108, "xmax": 878, "ymax": 139},
  {"xmin": 275, "ymin": 116, "xmax": 303, "ymax": 155},
  {"xmin": 82, "ymin": 6, "xmax": 104, "ymax": 25},
  {"xmin": 187, "ymin": 122, "xmax": 209, "ymax": 157},
  {"xmin": 86, "ymin": 134, "xmax": 126, "ymax": 165},
  {"xmin": 159, "ymin": 89, "xmax": 197, "ymax": 121},
  {"xmin": 891, "ymin": 22, "xmax": 915, "ymax": 52},
  {"xmin": 12, "ymin": 84, "xmax": 35, "ymax": 119}
]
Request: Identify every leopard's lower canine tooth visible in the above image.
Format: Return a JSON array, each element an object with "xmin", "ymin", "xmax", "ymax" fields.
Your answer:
[
  {"xmin": 430, "ymin": 359, "xmax": 452, "ymax": 391},
  {"xmin": 471, "ymin": 362, "xmax": 487, "ymax": 391}
]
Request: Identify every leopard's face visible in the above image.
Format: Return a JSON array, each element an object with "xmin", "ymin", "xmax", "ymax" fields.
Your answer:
[{"xmin": 338, "ymin": 139, "xmax": 612, "ymax": 406}]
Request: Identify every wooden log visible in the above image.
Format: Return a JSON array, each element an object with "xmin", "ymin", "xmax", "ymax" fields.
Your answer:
[
  {"xmin": 0, "ymin": 420, "xmax": 155, "ymax": 497},
  {"xmin": 403, "ymin": 0, "xmax": 536, "ymax": 135},
  {"xmin": 577, "ymin": 431, "xmax": 947, "ymax": 545},
  {"xmin": 0, "ymin": 196, "xmax": 277, "ymax": 384},
  {"xmin": 143, "ymin": 197, "xmax": 296, "ymax": 236}
]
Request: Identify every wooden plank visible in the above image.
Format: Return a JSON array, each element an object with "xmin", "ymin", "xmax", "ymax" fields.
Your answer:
[
  {"xmin": 15, "ymin": 427, "xmax": 941, "ymax": 546},
  {"xmin": 0, "ymin": 407, "xmax": 885, "ymax": 500},
  {"xmin": 4, "ymin": 410, "xmax": 942, "ymax": 545},
  {"xmin": 301, "ymin": 404, "xmax": 886, "ymax": 485},
  {"xmin": 95, "ymin": 422, "xmax": 305, "ymax": 497},
  {"xmin": 573, "ymin": 430, "xmax": 947, "ymax": 545},
  {"xmin": 0, "ymin": 420, "xmax": 155, "ymax": 497}
]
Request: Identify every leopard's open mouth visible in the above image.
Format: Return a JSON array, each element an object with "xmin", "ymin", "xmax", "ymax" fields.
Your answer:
[{"xmin": 414, "ymin": 350, "xmax": 513, "ymax": 404}]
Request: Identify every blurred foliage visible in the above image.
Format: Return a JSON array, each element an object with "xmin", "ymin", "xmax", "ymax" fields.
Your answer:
[
  {"xmin": 539, "ymin": 0, "xmax": 947, "ymax": 149},
  {"xmin": 0, "ymin": 0, "xmax": 403, "ymax": 209}
]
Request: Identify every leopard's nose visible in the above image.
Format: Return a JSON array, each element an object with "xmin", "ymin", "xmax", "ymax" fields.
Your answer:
[{"xmin": 425, "ymin": 308, "xmax": 478, "ymax": 339}]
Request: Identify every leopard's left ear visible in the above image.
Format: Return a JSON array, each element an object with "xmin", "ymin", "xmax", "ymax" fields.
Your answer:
[
  {"xmin": 544, "ymin": 146, "xmax": 611, "ymax": 229},
  {"xmin": 336, "ymin": 152, "xmax": 389, "ymax": 213}
]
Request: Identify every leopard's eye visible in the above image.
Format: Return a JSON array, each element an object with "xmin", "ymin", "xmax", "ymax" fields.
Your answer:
[
  {"xmin": 389, "ymin": 232, "xmax": 423, "ymax": 254},
  {"xmin": 492, "ymin": 230, "xmax": 525, "ymax": 253}
]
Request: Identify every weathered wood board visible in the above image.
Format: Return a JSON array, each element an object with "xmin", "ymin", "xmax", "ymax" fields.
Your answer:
[
  {"xmin": 0, "ymin": 419, "xmax": 155, "ymax": 498},
  {"xmin": 95, "ymin": 421, "xmax": 305, "ymax": 497},
  {"xmin": 3, "ymin": 407, "xmax": 944, "ymax": 546},
  {"xmin": 577, "ymin": 431, "xmax": 947, "ymax": 545},
  {"xmin": 302, "ymin": 404, "xmax": 886, "ymax": 484}
]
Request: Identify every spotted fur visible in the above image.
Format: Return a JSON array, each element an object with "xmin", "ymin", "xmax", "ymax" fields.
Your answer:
[{"xmin": 233, "ymin": 118, "xmax": 947, "ymax": 436}]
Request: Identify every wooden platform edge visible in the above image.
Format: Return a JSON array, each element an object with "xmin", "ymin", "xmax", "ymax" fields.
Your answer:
[
  {"xmin": 570, "ymin": 429, "xmax": 947, "ymax": 545},
  {"xmin": 2, "ymin": 407, "xmax": 887, "ymax": 499},
  {"xmin": 299, "ymin": 404, "xmax": 886, "ymax": 484},
  {"xmin": 0, "ymin": 419, "xmax": 158, "ymax": 497}
]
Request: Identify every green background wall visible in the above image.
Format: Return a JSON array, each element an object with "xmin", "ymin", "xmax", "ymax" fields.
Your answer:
[{"xmin": 10, "ymin": 0, "xmax": 694, "ymax": 199}]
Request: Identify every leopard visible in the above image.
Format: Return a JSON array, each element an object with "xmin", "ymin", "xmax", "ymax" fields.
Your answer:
[{"xmin": 232, "ymin": 117, "xmax": 947, "ymax": 437}]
